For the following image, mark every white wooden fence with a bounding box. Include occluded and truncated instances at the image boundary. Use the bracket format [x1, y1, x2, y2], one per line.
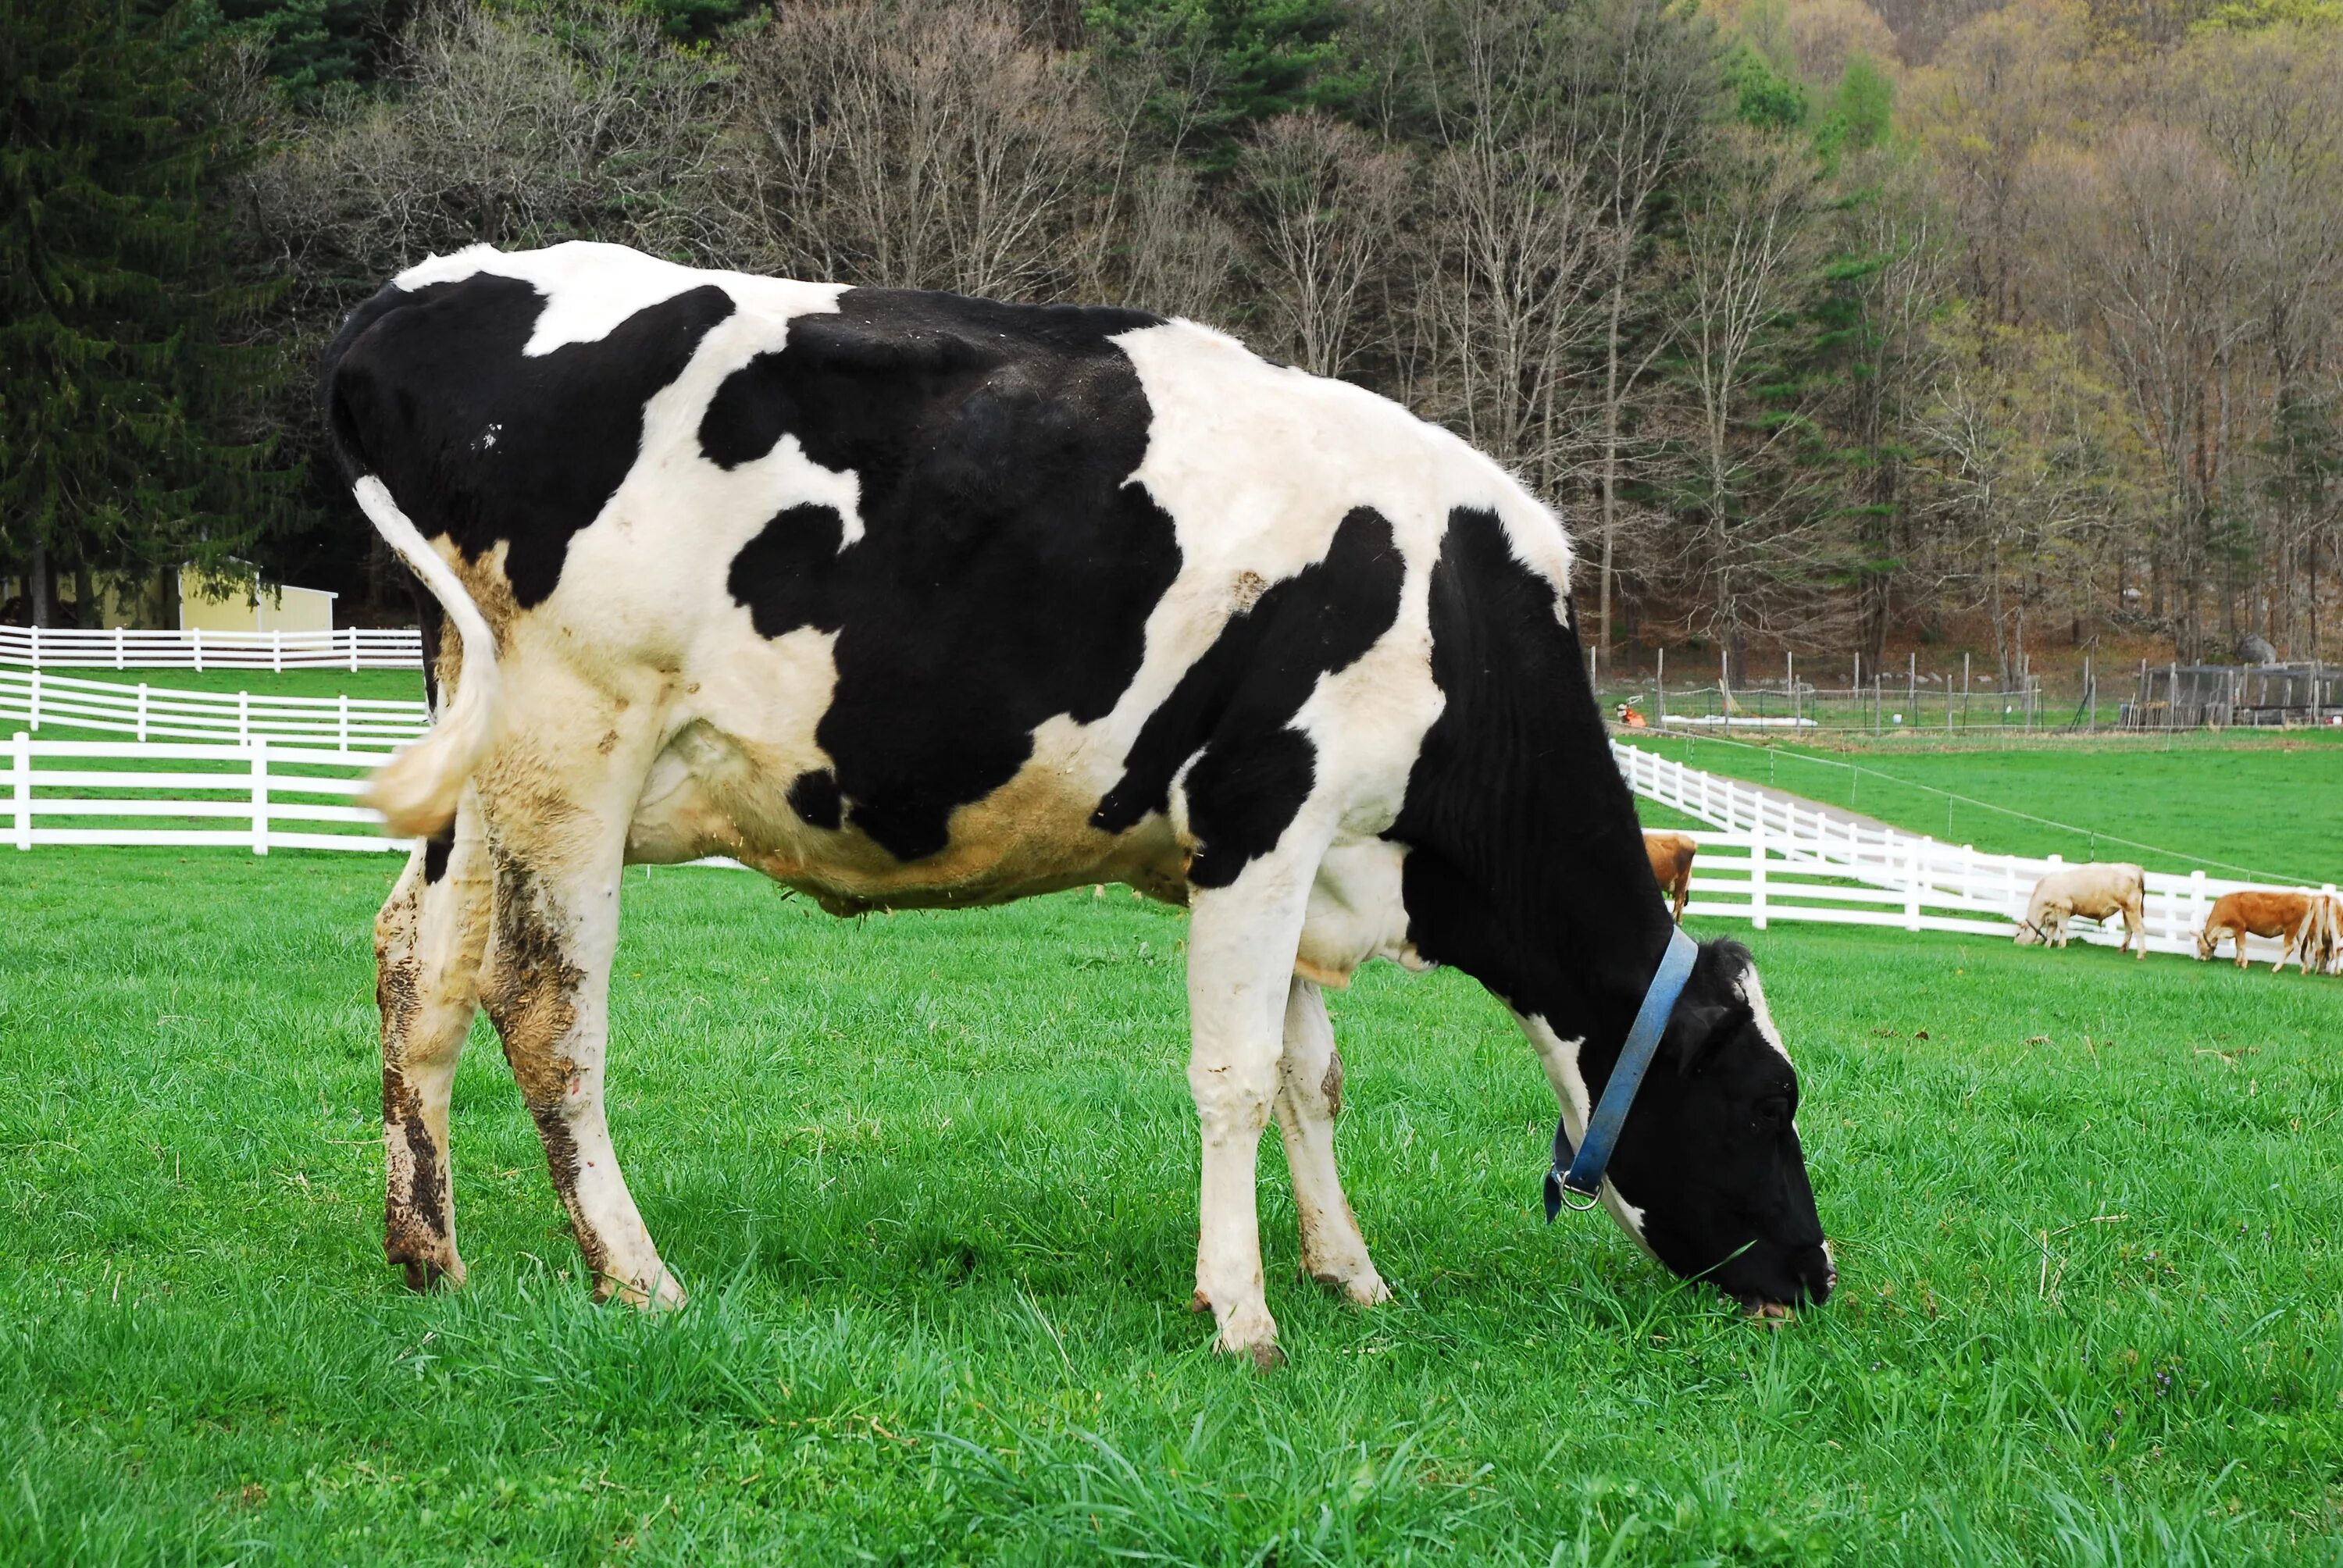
[2, 670, 429, 748]
[5, 734, 402, 854]
[1, 625, 423, 671]
[3, 722, 2331, 968]
[1614, 740, 2338, 965]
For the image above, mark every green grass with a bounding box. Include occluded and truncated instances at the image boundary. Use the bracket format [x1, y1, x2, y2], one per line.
[1628, 732, 2343, 887]
[4, 850, 2340, 1563]
[19, 665, 428, 704]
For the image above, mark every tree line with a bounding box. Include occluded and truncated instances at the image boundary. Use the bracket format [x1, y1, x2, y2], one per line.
[6, 0, 2341, 681]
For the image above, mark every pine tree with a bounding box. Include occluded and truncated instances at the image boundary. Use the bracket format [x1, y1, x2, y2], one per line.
[1, 0, 297, 625]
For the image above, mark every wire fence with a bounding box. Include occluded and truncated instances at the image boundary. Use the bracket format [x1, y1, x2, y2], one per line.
[1592, 650, 2342, 737]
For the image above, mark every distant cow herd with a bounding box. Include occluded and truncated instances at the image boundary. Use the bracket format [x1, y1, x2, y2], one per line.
[1642, 838, 2340, 975]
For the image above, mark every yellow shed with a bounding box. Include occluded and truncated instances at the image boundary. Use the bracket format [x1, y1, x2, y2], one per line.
[177, 568, 338, 634]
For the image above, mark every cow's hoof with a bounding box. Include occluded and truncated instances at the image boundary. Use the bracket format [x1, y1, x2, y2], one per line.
[1742, 1300, 1796, 1324]
[595, 1266, 688, 1310]
[1212, 1303, 1282, 1368]
[390, 1244, 465, 1292]
[1306, 1263, 1390, 1306]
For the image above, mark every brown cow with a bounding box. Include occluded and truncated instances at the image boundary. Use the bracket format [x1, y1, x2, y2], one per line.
[2195, 890, 2327, 973]
[1645, 830, 1698, 924]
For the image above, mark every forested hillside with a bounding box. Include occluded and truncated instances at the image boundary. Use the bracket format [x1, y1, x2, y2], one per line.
[5, 0, 2339, 683]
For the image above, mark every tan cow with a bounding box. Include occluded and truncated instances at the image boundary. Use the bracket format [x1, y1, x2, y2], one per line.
[2198, 890, 2328, 973]
[2310, 896, 2343, 976]
[1644, 831, 1697, 923]
[2014, 863, 2148, 958]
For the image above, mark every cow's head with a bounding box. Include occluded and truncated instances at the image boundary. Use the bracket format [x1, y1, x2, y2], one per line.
[1588, 940, 1834, 1316]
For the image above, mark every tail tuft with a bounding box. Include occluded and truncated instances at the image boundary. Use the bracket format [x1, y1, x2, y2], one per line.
[351, 476, 502, 838]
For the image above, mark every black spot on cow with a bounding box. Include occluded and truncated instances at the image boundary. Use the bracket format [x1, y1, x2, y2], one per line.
[422, 831, 455, 885]
[786, 768, 843, 830]
[323, 275, 736, 608]
[717, 289, 1182, 864]
[1093, 507, 1406, 887]
[727, 504, 847, 636]
[1386, 506, 1667, 1021]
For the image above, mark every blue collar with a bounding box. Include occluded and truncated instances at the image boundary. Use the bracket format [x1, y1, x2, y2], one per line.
[1544, 925, 1701, 1221]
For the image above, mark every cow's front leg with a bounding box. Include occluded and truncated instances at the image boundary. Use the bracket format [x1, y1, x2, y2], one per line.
[1275, 978, 1387, 1306]
[477, 782, 681, 1309]
[1184, 844, 1322, 1367]
[377, 811, 490, 1289]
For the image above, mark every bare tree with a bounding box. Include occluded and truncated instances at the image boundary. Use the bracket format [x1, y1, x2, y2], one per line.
[1413, 0, 1608, 501]
[2035, 122, 2249, 657]
[1653, 127, 1834, 673]
[711, 0, 1106, 300]
[1558, 0, 1717, 668]
[1233, 112, 1409, 378]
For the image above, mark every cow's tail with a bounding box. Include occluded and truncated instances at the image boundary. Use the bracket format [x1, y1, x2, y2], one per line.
[351, 475, 501, 839]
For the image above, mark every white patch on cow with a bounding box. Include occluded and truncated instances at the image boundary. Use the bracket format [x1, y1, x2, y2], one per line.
[1516, 1013, 1656, 1260]
[1735, 965, 1792, 1066]
[395, 241, 847, 359]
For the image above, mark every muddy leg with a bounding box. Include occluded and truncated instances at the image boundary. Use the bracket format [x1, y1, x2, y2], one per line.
[1274, 978, 1387, 1306]
[378, 812, 490, 1289]
[480, 834, 681, 1308]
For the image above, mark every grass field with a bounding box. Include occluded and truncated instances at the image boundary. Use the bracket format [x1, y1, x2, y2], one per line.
[1625, 732, 2343, 887]
[4, 850, 2339, 1564]
[19, 664, 427, 704]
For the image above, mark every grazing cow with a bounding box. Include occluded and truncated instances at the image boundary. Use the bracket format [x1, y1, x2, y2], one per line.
[2196, 890, 2327, 973]
[325, 242, 1832, 1363]
[2308, 896, 2343, 976]
[2013, 863, 2148, 959]
[1643, 831, 1698, 924]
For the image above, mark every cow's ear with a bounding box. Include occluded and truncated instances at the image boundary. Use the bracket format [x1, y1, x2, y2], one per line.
[1664, 995, 1753, 1074]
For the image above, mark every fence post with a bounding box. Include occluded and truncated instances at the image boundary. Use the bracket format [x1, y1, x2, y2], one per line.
[1656, 647, 1666, 727]
[348, 629, 359, 674]
[237, 690, 250, 744]
[1750, 813, 1768, 930]
[251, 738, 270, 856]
[1905, 840, 1921, 931]
[136, 682, 148, 743]
[11, 730, 28, 851]
[2189, 871, 2206, 949]
[27, 668, 40, 733]
[273, 629, 284, 674]
[192, 627, 203, 672]
[114, 626, 125, 669]
[337, 693, 351, 751]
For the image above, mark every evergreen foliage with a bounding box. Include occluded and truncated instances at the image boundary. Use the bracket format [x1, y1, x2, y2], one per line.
[1, 0, 298, 620]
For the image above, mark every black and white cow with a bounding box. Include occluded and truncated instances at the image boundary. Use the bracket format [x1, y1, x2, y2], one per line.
[324, 242, 1832, 1363]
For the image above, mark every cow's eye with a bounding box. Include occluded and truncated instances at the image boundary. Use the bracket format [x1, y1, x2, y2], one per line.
[1754, 1095, 1792, 1128]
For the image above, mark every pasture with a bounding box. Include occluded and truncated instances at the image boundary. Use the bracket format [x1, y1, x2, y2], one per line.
[1624, 732, 2343, 888]
[3, 849, 2338, 1564]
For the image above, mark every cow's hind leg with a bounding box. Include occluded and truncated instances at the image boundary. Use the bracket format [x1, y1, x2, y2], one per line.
[378, 814, 490, 1289]
[1274, 978, 1387, 1306]
[479, 825, 683, 1308]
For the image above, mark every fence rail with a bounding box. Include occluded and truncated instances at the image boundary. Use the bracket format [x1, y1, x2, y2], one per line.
[1614, 740, 2338, 964]
[6, 724, 2333, 968]
[5, 734, 403, 854]
[0, 625, 423, 671]
[2, 669, 430, 747]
